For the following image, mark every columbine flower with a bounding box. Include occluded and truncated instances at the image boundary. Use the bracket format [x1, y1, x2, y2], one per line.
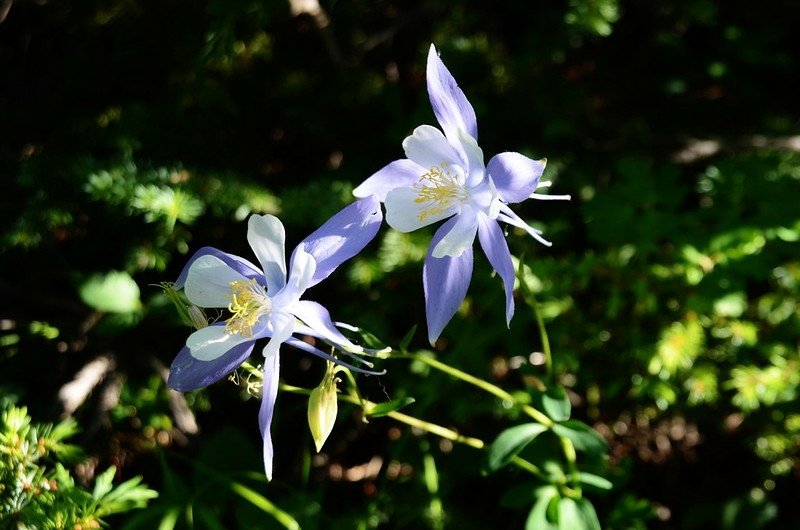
[353, 44, 569, 344]
[167, 197, 384, 480]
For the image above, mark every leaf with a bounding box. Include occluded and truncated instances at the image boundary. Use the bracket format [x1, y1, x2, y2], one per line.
[576, 498, 602, 530]
[157, 508, 180, 530]
[367, 397, 416, 417]
[399, 325, 418, 351]
[526, 486, 559, 530]
[91, 466, 117, 501]
[579, 472, 613, 491]
[542, 385, 572, 422]
[551, 420, 607, 455]
[229, 482, 300, 530]
[487, 423, 548, 472]
[79, 271, 141, 313]
[558, 498, 585, 530]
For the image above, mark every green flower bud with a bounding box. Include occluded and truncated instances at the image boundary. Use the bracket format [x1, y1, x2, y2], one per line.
[187, 305, 209, 330]
[158, 282, 208, 329]
[308, 361, 339, 452]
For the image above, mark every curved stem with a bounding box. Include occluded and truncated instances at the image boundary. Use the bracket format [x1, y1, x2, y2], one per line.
[384, 352, 553, 428]
[279, 383, 550, 483]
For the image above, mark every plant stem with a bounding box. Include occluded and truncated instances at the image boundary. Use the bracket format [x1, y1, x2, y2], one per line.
[384, 352, 554, 428]
[527, 289, 553, 378]
[559, 435, 582, 496]
[278, 383, 550, 482]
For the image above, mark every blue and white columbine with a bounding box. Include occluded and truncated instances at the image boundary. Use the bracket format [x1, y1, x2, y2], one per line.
[354, 44, 569, 344]
[167, 197, 383, 480]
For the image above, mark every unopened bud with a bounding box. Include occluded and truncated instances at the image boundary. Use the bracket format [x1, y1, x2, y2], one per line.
[158, 282, 208, 329]
[187, 305, 208, 330]
[307, 361, 339, 452]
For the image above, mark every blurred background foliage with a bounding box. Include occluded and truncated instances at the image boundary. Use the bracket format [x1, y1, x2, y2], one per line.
[1, 0, 799, 527]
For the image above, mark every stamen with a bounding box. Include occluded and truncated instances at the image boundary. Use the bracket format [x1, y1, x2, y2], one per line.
[226, 279, 270, 337]
[415, 163, 467, 221]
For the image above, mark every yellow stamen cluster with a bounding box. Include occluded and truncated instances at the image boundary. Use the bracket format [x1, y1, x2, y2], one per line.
[226, 279, 270, 337]
[415, 163, 467, 221]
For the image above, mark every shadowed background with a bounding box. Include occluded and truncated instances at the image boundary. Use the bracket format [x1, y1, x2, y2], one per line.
[1, 0, 799, 528]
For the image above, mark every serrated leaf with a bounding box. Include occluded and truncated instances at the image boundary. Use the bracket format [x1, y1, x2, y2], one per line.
[552, 420, 607, 455]
[542, 385, 572, 421]
[367, 397, 416, 417]
[79, 271, 141, 313]
[487, 423, 548, 472]
[92, 466, 117, 500]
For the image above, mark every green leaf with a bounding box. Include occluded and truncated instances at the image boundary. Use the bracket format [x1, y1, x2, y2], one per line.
[526, 486, 559, 530]
[542, 385, 572, 422]
[366, 397, 416, 417]
[551, 420, 607, 455]
[576, 498, 602, 530]
[558, 498, 585, 530]
[79, 271, 141, 313]
[487, 423, 549, 472]
[399, 325, 417, 352]
[229, 482, 300, 530]
[579, 472, 613, 491]
[91, 466, 117, 501]
[157, 508, 180, 530]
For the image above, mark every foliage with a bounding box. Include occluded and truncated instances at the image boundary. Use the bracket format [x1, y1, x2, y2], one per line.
[0, 405, 157, 528]
[1, 0, 799, 528]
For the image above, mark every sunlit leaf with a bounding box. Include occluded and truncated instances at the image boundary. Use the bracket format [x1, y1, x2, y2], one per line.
[487, 423, 549, 472]
[79, 271, 141, 313]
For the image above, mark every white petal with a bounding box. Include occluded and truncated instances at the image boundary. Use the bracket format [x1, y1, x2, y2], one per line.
[262, 312, 296, 360]
[456, 129, 485, 187]
[186, 325, 252, 361]
[497, 204, 553, 247]
[402, 125, 464, 170]
[469, 178, 500, 219]
[273, 248, 317, 308]
[291, 300, 359, 351]
[352, 159, 425, 201]
[431, 206, 479, 258]
[385, 187, 459, 232]
[247, 215, 287, 295]
[185, 255, 249, 308]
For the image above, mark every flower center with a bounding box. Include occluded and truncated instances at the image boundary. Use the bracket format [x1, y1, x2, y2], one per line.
[226, 279, 271, 337]
[414, 163, 468, 221]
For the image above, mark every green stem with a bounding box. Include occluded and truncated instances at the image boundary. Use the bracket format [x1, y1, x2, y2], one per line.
[527, 289, 553, 378]
[279, 383, 549, 482]
[559, 435, 582, 496]
[385, 352, 553, 428]
[341, 367, 367, 413]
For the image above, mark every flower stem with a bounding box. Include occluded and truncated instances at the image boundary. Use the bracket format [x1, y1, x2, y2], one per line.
[278, 383, 550, 482]
[516, 258, 553, 378]
[527, 289, 553, 378]
[559, 435, 582, 496]
[384, 352, 553, 428]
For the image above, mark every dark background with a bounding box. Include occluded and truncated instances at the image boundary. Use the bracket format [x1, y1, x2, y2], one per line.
[1, 0, 799, 528]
